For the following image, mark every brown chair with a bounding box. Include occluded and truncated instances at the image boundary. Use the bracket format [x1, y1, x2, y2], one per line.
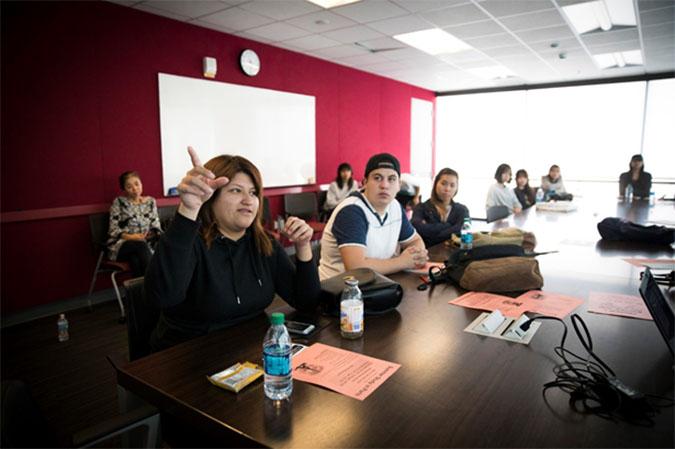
[86, 213, 131, 322]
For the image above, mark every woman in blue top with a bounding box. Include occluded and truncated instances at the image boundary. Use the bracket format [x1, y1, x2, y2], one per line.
[411, 168, 470, 247]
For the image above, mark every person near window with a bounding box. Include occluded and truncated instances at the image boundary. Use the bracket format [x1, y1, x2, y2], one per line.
[619, 154, 652, 199]
[486, 163, 522, 214]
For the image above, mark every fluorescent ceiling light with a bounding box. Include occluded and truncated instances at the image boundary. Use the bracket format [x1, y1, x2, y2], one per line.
[306, 0, 361, 8]
[393, 28, 472, 55]
[593, 50, 642, 69]
[467, 66, 516, 80]
[562, 0, 636, 34]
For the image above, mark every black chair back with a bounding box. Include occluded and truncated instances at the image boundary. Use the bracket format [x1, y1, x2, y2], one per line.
[88, 213, 110, 252]
[486, 206, 511, 223]
[262, 196, 272, 227]
[123, 277, 159, 361]
[158, 204, 178, 230]
[284, 192, 318, 221]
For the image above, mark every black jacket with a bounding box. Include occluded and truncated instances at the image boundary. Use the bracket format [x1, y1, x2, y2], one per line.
[619, 171, 652, 198]
[411, 199, 470, 247]
[145, 213, 320, 350]
[514, 186, 535, 210]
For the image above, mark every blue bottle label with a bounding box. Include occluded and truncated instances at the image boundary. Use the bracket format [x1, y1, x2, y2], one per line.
[263, 346, 291, 376]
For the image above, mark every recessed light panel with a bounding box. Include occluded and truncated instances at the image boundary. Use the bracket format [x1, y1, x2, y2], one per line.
[394, 28, 472, 55]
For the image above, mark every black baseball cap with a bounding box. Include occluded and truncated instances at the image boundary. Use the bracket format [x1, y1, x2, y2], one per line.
[364, 153, 401, 178]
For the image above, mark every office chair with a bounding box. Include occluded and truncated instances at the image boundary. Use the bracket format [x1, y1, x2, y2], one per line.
[157, 204, 177, 231]
[283, 192, 325, 235]
[86, 213, 131, 323]
[123, 277, 159, 361]
[317, 190, 330, 222]
[1, 380, 159, 448]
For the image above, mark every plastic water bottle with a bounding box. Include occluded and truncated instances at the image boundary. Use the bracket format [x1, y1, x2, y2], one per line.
[263, 312, 292, 400]
[340, 277, 364, 339]
[57, 314, 69, 342]
[649, 191, 655, 206]
[535, 188, 544, 203]
[625, 184, 633, 202]
[460, 217, 473, 250]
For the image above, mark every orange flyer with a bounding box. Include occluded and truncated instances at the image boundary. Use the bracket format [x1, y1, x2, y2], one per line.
[291, 343, 400, 401]
[449, 290, 583, 319]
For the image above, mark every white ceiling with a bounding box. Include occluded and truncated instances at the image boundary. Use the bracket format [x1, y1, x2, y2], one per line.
[109, 0, 675, 92]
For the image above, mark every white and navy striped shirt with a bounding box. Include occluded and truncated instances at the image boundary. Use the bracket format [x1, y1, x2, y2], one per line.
[318, 192, 417, 280]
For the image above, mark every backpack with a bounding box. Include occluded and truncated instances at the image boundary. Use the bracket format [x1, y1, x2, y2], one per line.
[430, 245, 544, 293]
[597, 217, 674, 245]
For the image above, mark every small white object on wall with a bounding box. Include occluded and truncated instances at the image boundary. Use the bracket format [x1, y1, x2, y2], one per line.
[203, 57, 217, 79]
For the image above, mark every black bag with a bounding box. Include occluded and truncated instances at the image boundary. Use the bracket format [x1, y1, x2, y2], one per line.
[320, 268, 403, 316]
[597, 217, 674, 245]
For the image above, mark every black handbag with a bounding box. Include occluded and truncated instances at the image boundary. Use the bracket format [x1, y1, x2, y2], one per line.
[320, 268, 403, 316]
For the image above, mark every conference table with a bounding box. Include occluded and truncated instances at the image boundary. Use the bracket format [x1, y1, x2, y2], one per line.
[116, 199, 674, 447]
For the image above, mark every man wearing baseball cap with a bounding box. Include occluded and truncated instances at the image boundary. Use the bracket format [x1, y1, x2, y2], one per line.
[319, 153, 428, 280]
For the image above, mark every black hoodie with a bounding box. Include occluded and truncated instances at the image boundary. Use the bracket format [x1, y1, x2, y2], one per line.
[146, 213, 320, 351]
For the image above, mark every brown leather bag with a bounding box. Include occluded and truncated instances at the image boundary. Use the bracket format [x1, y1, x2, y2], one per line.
[459, 256, 543, 292]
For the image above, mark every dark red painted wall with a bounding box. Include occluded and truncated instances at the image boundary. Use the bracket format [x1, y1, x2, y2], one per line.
[0, 1, 434, 314]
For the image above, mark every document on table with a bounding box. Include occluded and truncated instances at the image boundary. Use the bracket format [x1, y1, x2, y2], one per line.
[587, 292, 652, 321]
[622, 258, 675, 270]
[449, 290, 583, 319]
[448, 291, 528, 318]
[291, 343, 400, 401]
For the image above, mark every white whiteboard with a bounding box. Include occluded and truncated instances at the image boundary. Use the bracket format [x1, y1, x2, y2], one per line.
[158, 73, 316, 194]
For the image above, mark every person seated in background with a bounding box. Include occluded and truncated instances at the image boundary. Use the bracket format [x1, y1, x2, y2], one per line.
[486, 163, 522, 214]
[619, 154, 652, 199]
[319, 153, 428, 280]
[107, 171, 162, 277]
[324, 162, 359, 213]
[514, 169, 536, 210]
[145, 147, 320, 351]
[540, 164, 569, 200]
[396, 173, 422, 218]
[411, 168, 469, 247]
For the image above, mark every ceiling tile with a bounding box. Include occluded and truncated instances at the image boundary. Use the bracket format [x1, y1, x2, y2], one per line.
[361, 60, 411, 71]
[245, 22, 310, 41]
[527, 38, 580, 53]
[452, 58, 503, 69]
[498, 9, 566, 32]
[331, 0, 409, 23]
[366, 14, 433, 35]
[200, 7, 275, 31]
[338, 52, 392, 65]
[437, 49, 489, 63]
[235, 31, 274, 44]
[420, 3, 490, 27]
[310, 44, 369, 59]
[358, 36, 405, 50]
[515, 25, 576, 43]
[463, 33, 522, 49]
[238, 0, 322, 20]
[282, 34, 342, 51]
[641, 21, 675, 40]
[482, 45, 536, 58]
[378, 47, 430, 61]
[321, 25, 385, 43]
[189, 19, 235, 34]
[476, 0, 554, 18]
[444, 20, 506, 39]
[580, 28, 639, 46]
[643, 35, 675, 49]
[141, 1, 229, 19]
[637, 0, 675, 12]
[639, 5, 675, 26]
[134, 3, 190, 21]
[285, 10, 358, 33]
[392, 0, 469, 13]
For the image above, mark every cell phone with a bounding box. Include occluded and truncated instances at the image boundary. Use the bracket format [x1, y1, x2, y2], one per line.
[285, 320, 315, 336]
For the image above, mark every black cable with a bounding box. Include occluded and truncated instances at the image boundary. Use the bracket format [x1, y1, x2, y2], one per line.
[520, 313, 674, 426]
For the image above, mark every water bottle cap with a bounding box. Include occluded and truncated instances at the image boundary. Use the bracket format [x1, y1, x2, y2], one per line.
[270, 312, 285, 325]
[343, 276, 359, 286]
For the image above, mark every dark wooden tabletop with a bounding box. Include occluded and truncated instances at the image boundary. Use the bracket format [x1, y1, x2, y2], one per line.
[117, 200, 674, 448]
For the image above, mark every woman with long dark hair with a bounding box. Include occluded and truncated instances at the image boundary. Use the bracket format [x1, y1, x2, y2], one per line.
[514, 169, 536, 210]
[619, 154, 652, 199]
[411, 168, 469, 247]
[324, 162, 359, 211]
[145, 147, 320, 351]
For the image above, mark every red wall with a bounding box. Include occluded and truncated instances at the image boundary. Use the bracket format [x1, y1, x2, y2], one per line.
[0, 1, 435, 314]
